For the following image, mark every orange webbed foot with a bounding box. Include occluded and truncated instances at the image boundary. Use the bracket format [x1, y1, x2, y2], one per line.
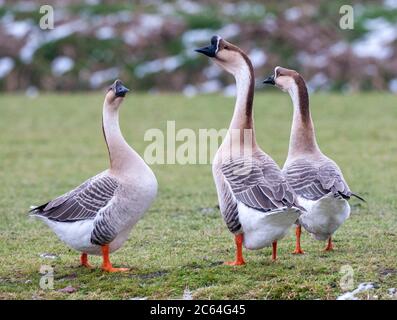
[102, 265, 129, 273]
[292, 248, 305, 255]
[224, 259, 246, 266]
[100, 245, 129, 273]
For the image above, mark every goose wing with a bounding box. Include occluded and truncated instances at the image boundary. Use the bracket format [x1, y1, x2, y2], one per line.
[283, 158, 351, 201]
[30, 173, 119, 222]
[221, 153, 298, 212]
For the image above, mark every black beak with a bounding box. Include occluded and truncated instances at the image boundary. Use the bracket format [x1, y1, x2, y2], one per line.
[195, 45, 217, 58]
[195, 35, 220, 58]
[263, 75, 275, 85]
[112, 80, 130, 97]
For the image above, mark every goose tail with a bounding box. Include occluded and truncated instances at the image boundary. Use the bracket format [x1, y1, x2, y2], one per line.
[351, 193, 366, 203]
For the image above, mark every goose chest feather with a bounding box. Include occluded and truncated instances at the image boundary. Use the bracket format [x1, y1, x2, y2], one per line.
[196, 37, 303, 265]
[264, 66, 364, 253]
[30, 80, 157, 272]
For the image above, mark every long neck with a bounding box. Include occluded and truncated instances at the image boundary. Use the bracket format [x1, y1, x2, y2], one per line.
[225, 58, 256, 151]
[102, 103, 136, 172]
[287, 79, 319, 158]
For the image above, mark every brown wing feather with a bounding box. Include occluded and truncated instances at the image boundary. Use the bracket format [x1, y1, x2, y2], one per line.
[221, 152, 298, 212]
[284, 158, 351, 201]
[30, 173, 119, 222]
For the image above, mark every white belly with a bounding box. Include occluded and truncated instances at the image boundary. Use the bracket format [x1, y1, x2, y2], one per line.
[298, 194, 350, 240]
[38, 217, 136, 255]
[238, 202, 301, 250]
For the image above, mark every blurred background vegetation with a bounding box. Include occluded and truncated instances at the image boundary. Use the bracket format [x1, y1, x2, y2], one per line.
[0, 0, 396, 94]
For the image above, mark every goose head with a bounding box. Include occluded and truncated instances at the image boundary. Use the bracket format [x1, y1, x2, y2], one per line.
[195, 36, 251, 76]
[105, 79, 130, 108]
[263, 66, 303, 92]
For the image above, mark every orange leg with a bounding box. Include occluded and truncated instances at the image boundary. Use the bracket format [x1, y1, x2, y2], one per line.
[101, 245, 129, 272]
[292, 225, 305, 254]
[80, 253, 93, 269]
[324, 237, 334, 251]
[224, 234, 246, 266]
[272, 241, 277, 261]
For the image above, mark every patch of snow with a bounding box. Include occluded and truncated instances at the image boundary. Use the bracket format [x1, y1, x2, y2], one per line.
[177, 0, 203, 14]
[51, 56, 74, 76]
[337, 282, 375, 300]
[5, 20, 33, 39]
[329, 41, 349, 56]
[262, 16, 278, 33]
[182, 29, 213, 48]
[297, 52, 328, 68]
[384, 0, 397, 9]
[352, 18, 397, 60]
[249, 49, 267, 68]
[123, 31, 140, 46]
[135, 55, 184, 78]
[389, 78, 397, 93]
[218, 24, 240, 39]
[222, 3, 265, 17]
[129, 296, 148, 300]
[89, 67, 119, 88]
[139, 14, 164, 33]
[19, 20, 88, 63]
[0, 57, 15, 79]
[86, 0, 100, 5]
[157, 3, 175, 15]
[307, 73, 329, 92]
[284, 7, 302, 21]
[183, 287, 193, 300]
[39, 253, 58, 259]
[96, 26, 115, 40]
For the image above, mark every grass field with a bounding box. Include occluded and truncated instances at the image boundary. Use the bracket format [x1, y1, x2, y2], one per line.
[0, 92, 396, 300]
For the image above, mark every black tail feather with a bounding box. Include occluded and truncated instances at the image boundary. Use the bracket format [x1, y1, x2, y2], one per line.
[351, 193, 366, 203]
[28, 202, 49, 214]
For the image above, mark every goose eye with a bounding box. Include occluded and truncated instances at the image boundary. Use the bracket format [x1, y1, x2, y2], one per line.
[224, 45, 229, 50]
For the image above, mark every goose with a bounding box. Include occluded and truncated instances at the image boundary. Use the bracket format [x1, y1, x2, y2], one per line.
[195, 37, 303, 265]
[263, 66, 364, 253]
[30, 80, 158, 272]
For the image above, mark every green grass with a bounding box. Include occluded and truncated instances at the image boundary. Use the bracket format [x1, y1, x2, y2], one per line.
[0, 93, 396, 300]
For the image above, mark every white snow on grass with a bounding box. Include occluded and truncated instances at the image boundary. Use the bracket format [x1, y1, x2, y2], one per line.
[135, 55, 184, 78]
[182, 287, 193, 300]
[337, 282, 375, 300]
[89, 67, 119, 88]
[51, 56, 74, 76]
[249, 48, 267, 68]
[384, 0, 397, 9]
[0, 57, 15, 78]
[284, 7, 302, 21]
[352, 18, 397, 60]
[95, 26, 115, 40]
[5, 20, 33, 39]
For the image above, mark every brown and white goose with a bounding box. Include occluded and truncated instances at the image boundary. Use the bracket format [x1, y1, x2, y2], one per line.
[30, 80, 158, 272]
[196, 37, 302, 265]
[263, 66, 364, 252]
